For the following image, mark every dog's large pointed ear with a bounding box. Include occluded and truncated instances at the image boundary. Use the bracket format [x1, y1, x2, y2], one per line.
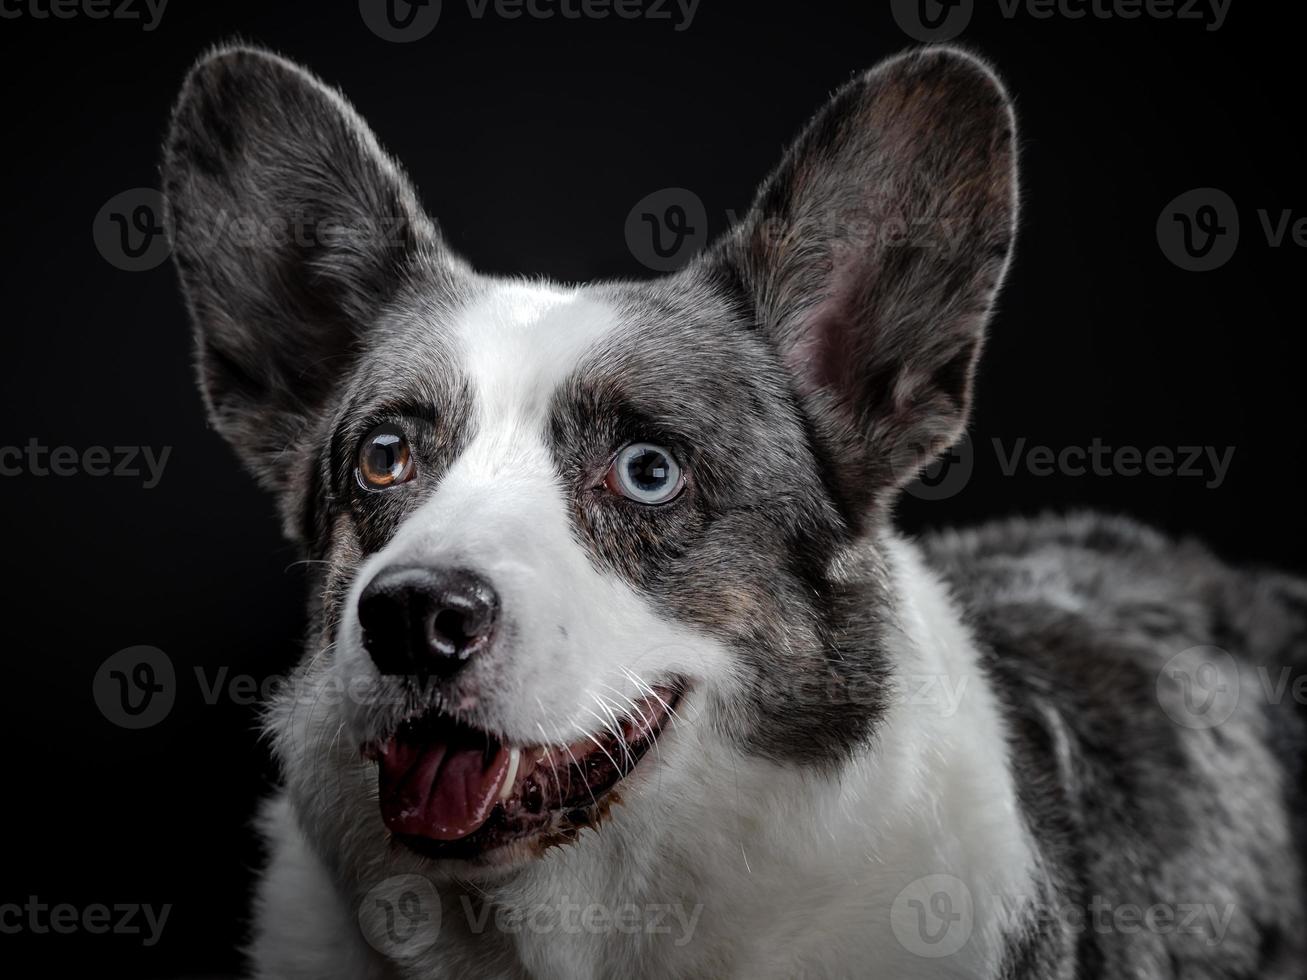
[707, 47, 1017, 522]
[162, 45, 466, 497]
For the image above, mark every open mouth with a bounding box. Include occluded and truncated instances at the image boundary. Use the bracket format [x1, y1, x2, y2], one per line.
[367, 682, 684, 861]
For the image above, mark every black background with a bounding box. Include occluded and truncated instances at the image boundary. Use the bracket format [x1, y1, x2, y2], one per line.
[1, 0, 1304, 975]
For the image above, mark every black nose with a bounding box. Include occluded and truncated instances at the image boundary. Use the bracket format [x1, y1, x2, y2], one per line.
[357, 566, 499, 676]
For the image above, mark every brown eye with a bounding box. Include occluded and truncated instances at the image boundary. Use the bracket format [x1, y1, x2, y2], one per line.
[356, 423, 415, 491]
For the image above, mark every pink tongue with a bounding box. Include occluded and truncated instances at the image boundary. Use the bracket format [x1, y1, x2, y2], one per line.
[377, 731, 511, 841]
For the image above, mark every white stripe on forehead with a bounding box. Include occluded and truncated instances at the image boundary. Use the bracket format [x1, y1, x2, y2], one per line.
[453, 281, 619, 432]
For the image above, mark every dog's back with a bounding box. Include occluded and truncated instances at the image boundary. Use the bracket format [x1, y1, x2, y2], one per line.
[923, 512, 1307, 977]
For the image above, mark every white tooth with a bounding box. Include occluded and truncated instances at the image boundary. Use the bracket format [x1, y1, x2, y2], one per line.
[499, 748, 521, 801]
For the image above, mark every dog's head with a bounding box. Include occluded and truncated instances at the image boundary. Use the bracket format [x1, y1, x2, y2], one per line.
[164, 44, 1016, 870]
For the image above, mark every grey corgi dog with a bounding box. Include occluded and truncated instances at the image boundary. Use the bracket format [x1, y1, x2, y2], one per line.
[163, 42, 1306, 979]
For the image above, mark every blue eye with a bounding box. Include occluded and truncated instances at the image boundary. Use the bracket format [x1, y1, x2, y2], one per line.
[606, 443, 684, 505]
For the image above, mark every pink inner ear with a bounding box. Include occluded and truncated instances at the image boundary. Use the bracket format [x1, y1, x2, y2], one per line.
[782, 254, 869, 402]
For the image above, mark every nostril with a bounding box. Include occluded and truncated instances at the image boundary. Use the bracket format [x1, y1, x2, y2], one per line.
[428, 583, 497, 659]
[430, 608, 472, 656]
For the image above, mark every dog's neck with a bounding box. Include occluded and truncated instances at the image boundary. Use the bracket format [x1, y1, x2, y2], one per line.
[423, 532, 1039, 979]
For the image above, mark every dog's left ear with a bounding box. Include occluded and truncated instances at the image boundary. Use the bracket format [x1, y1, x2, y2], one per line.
[708, 47, 1017, 521]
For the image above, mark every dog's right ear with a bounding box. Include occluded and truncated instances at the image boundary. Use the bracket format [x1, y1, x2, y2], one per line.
[163, 45, 465, 496]
[704, 47, 1017, 527]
